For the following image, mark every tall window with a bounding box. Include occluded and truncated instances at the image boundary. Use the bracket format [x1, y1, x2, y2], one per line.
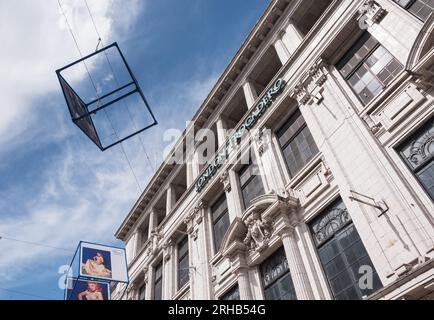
[398, 119, 434, 200]
[277, 109, 319, 177]
[393, 0, 434, 21]
[220, 284, 240, 300]
[337, 32, 403, 105]
[153, 262, 163, 300]
[310, 199, 382, 300]
[239, 160, 265, 209]
[177, 236, 190, 289]
[138, 284, 146, 300]
[260, 247, 297, 300]
[211, 194, 231, 253]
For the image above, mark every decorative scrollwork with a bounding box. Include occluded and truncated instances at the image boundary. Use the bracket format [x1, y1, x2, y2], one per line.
[243, 212, 273, 253]
[406, 126, 434, 169]
[311, 206, 351, 246]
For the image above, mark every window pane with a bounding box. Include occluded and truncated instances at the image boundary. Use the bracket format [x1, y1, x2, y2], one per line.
[211, 194, 228, 222]
[178, 236, 190, 289]
[398, 118, 434, 200]
[310, 199, 382, 300]
[220, 285, 240, 300]
[138, 285, 146, 300]
[154, 279, 162, 300]
[241, 174, 265, 208]
[213, 210, 230, 252]
[337, 32, 403, 105]
[409, 0, 434, 21]
[417, 162, 434, 199]
[261, 247, 297, 300]
[239, 161, 265, 208]
[278, 111, 319, 177]
[154, 262, 163, 300]
[178, 255, 190, 289]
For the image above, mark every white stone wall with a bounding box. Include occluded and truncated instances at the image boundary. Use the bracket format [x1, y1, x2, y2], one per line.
[113, 0, 434, 300]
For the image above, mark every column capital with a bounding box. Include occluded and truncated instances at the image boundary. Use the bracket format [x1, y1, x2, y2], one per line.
[290, 61, 329, 105]
[219, 170, 231, 192]
[358, 0, 387, 28]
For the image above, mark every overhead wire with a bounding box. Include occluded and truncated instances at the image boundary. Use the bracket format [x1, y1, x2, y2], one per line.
[0, 287, 57, 300]
[57, 0, 144, 192]
[83, 0, 157, 174]
[0, 235, 73, 252]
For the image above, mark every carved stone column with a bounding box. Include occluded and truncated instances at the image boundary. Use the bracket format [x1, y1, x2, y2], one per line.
[254, 127, 287, 195]
[229, 253, 253, 300]
[162, 239, 175, 299]
[220, 170, 244, 221]
[184, 200, 212, 299]
[279, 224, 315, 300]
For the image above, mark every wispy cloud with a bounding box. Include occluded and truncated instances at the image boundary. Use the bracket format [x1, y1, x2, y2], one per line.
[0, 0, 142, 151]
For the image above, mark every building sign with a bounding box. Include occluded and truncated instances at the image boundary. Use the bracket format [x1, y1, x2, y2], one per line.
[79, 242, 129, 283]
[195, 78, 286, 193]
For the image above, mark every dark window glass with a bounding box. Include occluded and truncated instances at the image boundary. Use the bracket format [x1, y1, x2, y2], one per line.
[178, 236, 190, 289]
[337, 32, 403, 105]
[154, 262, 163, 300]
[211, 194, 231, 252]
[394, 0, 434, 21]
[398, 119, 434, 200]
[277, 109, 319, 177]
[310, 199, 382, 300]
[220, 285, 240, 300]
[138, 284, 146, 300]
[260, 247, 297, 300]
[239, 161, 265, 209]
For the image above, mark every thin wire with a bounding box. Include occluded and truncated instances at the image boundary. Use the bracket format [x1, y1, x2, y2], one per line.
[83, 0, 156, 173]
[0, 287, 57, 300]
[58, 0, 144, 192]
[0, 235, 73, 252]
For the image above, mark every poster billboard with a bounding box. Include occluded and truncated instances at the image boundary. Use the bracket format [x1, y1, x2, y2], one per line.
[65, 278, 111, 301]
[79, 242, 128, 283]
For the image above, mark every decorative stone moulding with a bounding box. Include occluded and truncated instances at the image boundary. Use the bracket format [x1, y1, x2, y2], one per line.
[291, 61, 328, 106]
[358, 0, 387, 27]
[243, 211, 273, 253]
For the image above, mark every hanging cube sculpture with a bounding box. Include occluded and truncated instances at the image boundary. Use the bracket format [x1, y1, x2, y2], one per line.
[56, 42, 157, 151]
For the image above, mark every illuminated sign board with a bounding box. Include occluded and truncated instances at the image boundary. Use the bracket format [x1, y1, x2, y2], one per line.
[195, 78, 286, 193]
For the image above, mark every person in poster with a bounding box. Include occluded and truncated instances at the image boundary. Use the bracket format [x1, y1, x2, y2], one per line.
[82, 249, 112, 279]
[78, 281, 104, 300]
[66, 279, 110, 300]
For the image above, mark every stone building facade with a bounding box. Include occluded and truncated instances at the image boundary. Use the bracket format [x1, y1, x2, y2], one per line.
[113, 0, 434, 300]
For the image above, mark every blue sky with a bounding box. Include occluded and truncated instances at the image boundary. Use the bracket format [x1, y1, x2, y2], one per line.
[0, 0, 269, 300]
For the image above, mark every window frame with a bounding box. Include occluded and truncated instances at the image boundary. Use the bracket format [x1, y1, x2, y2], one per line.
[337, 32, 403, 106]
[276, 109, 319, 178]
[309, 198, 383, 300]
[392, 0, 434, 22]
[219, 284, 240, 300]
[210, 193, 231, 254]
[177, 235, 190, 290]
[153, 261, 163, 300]
[238, 160, 265, 210]
[260, 246, 297, 300]
[397, 118, 434, 201]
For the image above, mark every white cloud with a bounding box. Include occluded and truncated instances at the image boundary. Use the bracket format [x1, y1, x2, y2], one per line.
[0, 0, 223, 298]
[0, 0, 143, 149]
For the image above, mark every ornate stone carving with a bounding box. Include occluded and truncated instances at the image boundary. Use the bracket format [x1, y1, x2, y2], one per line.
[142, 266, 149, 283]
[163, 239, 174, 261]
[243, 212, 273, 253]
[358, 0, 387, 26]
[309, 62, 328, 88]
[363, 114, 383, 135]
[292, 82, 311, 105]
[254, 127, 272, 156]
[219, 170, 231, 192]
